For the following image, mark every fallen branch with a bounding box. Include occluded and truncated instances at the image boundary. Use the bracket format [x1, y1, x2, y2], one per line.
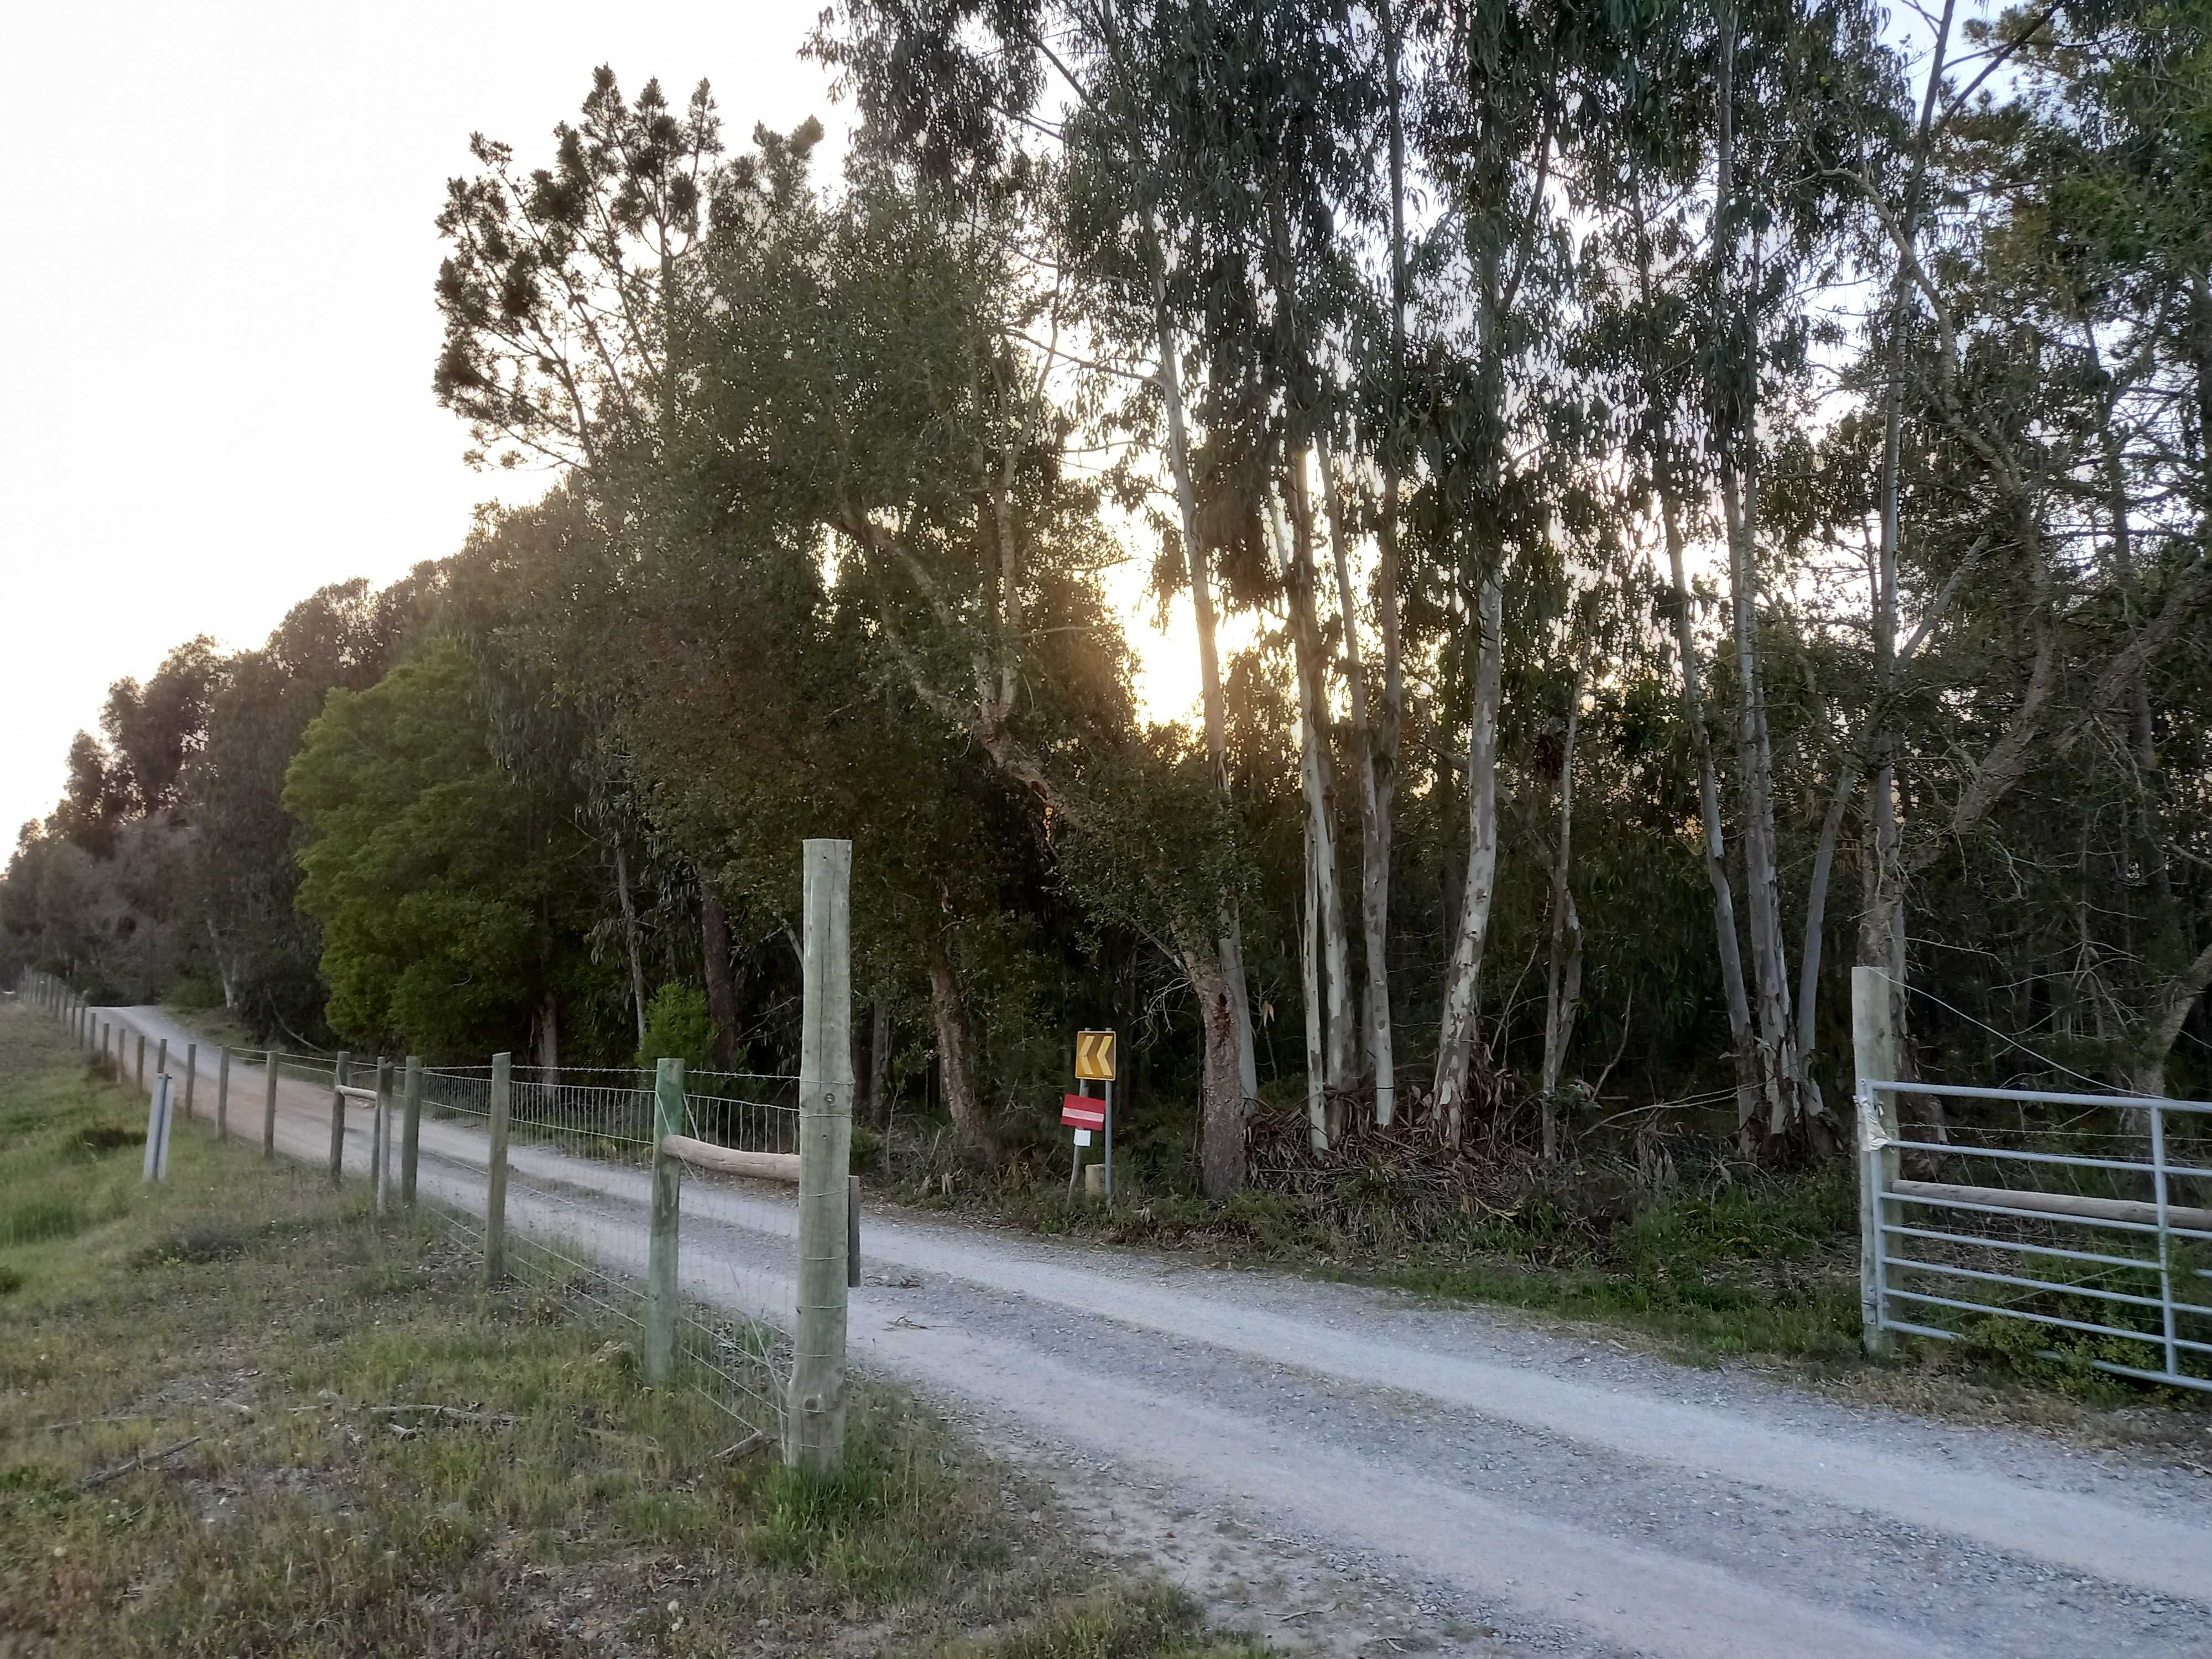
[716, 1430, 772, 1463]
[44, 1413, 150, 1433]
[82, 1436, 201, 1490]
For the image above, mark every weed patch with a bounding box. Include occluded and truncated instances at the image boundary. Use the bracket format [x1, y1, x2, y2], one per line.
[0, 1197, 89, 1248]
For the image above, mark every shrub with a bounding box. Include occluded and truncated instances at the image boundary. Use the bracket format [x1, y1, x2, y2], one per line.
[637, 983, 716, 1072]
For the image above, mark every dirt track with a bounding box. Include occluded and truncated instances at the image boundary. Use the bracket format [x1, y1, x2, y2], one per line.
[98, 1005, 2212, 1658]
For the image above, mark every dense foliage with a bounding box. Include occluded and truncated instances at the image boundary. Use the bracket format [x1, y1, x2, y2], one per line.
[8, 2, 2209, 1195]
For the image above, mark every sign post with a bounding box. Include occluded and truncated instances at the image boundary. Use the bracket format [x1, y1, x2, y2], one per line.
[1073, 1030, 1118, 1202]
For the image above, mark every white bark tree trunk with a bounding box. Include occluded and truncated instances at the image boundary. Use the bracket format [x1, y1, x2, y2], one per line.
[1281, 461, 1356, 1104]
[1316, 431, 1396, 1127]
[1302, 829, 1327, 1150]
[1660, 486, 1760, 1131]
[1540, 656, 1585, 1156]
[1433, 573, 1504, 1142]
[1151, 222, 1259, 1105]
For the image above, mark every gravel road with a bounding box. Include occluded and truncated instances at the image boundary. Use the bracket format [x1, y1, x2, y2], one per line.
[97, 1006, 2212, 1658]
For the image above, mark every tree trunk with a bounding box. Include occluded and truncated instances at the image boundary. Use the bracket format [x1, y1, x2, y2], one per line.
[1856, 0, 1955, 1118]
[1540, 656, 1585, 1156]
[615, 839, 648, 1050]
[1714, 20, 1803, 1144]
[1316, 431, 1396, 1126]
[1150, 221, 1259, 1104]
[1186, 936, 1248, 1197]
[1659, 479, 1760, 1130]
[699, 889, 740, 1071]
[859, 999, 892, 1129]
[532, 990, 560, 1072]
[1280, 463, 1355, 1102]
[925, 937, 990, 1154]
[1301, 830, 1327, 1150]
[2131, 939, 2212, 1099]
[1374, 0, 1409, 1131]
[1433, 573, 1504, 1142]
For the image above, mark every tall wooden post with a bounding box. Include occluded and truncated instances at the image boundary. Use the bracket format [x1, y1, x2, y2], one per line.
[485, 1052, 513, 1285]
[135, 1033, 145, 1090]
[327, 1082, 346, 1187]
[262, 1050, 279, 1160]
[374, 1058, 393, 1218]
[216, 1047, 231, 1141]
[183, 1044, 196, 1118]
[1851, 966, 1901, 1358]
[401, 1057, 423, 1207]
[155, 1038, 167, 1087]
[646, 1057, 684, 1386]
[786, 838, 853, 1474]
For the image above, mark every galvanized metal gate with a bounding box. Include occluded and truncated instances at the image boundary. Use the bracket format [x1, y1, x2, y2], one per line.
[1858, 1076, 2212, 1392]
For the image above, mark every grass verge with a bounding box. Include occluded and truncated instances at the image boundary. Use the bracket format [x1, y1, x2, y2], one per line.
[0, 1007, 1248, 1658]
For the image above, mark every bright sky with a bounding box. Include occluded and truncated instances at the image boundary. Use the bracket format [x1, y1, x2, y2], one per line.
[0, 1, 1202, 844]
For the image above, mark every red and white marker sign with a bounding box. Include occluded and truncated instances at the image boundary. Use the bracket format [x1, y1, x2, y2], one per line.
[1061, 1092, 1105, 1131]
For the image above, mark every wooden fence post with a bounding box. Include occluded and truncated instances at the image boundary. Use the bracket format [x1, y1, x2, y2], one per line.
[155, 1038, 167, 1087]
[327, 1080, 346, 1188]
[374, 1058, 393, 1219]
[181, 1044, 195, 1118]
[401, 1057, 423, 1208]
[1851, 966, 1901, 1359]
[786, 838, 853, 1474]
[216, 1047, 231, 1141]
[135, 1033, 145, 1091]
[262, 1051, 279, 1160]
[646, 1057, 684, 1386]
[485, 1052, 513, 1286]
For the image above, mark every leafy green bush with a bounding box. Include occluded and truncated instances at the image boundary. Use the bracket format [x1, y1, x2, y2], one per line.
[637, 982, 716, 1072]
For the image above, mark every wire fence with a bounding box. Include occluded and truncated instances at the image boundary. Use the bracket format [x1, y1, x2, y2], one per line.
[35, 990, 808, 1443]
[1865, 1079, 2212, 1392]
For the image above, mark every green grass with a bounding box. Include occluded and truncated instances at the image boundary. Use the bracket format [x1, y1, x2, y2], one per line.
[0, 1008, 1246, 1657]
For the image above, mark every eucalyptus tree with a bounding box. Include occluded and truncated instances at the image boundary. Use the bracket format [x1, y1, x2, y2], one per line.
[432, 67, 732, 1049]
[1408, 0, 1611, 1140]
[1861, 0, 2212, 1099]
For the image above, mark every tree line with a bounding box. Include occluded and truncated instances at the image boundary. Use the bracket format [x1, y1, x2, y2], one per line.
[7, 0, 2209, 1195]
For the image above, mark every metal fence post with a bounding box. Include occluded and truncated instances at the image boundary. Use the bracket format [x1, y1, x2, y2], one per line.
[262, 1050, 279, 1160]
[1851, 966, 1900, 1359]
[485, 1052, 513, 1285]
[646, 1057, 684, 1386]
[143, 1074, 174, 1182]
[216, 1047, 231, 1140]
[786, 838, 853, 1474]
[374, 1058, 393, 1219]
[401, 1057, 423, 1207]
[2150, 1103, 2178, 1383]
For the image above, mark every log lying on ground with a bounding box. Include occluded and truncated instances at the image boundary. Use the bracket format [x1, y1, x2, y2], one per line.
[659, 1133, 800, 1185]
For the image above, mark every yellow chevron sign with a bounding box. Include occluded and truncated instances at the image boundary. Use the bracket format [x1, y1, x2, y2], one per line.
[1074, 1029, 1117, 1081]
